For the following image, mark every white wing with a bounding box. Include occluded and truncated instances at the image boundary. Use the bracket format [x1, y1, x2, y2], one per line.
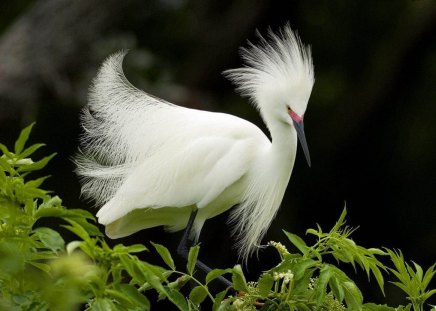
[97, 131, 264, 225]
[76, 51, 269, 225]
[76, 51, 177, 206]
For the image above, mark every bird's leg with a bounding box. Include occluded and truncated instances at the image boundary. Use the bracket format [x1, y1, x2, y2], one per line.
[177, 210, 233, 288]
[176, 209, 198, 258]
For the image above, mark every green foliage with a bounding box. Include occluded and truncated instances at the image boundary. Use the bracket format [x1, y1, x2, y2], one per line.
[0, 124, 434, 310]
[218, 209, 434, 311]
[386, 249, 436, 311]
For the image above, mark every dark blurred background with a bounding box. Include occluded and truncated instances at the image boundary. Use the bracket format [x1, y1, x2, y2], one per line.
[0, 0, 435, 307]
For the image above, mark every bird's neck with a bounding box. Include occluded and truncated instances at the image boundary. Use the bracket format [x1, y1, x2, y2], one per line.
[267, 118, 298, 173]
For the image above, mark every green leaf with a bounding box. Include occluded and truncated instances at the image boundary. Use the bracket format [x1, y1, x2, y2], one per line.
[28, 261, 51, 273]
[232, 265, 248, 292]
[411, 261, 423, 281]
[64, 208, 96, 220]
[90, 297, 116, 311]
[306, 228, 321, 237]
[33, 227, 65, 252]
[127, 244, 148, 253]
[14, 123, 35, 154]
[105, 288, 136, 307]
[0, 143, 14, 158]
[206, 268, 232, 284]
[0, 156, 13, 174]
[422, 264, 436, 290]
[165, 287, 189, 311]
[257, 273, 274, 298]
[331, 206, 348, 234]
[362, 303, 398, 311]
[30, 250, 58, 261]
[24, 176, 50, 189]
[19, 143, 45, 159]
[113, 243, 146, 254]
[315, 265, 333, 305]
[62, 219, 91, 242]
[390, 281, 409, 294]
[0, 165, 6, 181]
[368, 261, 386, 295]
[283, 230, 309, 255]
[35, 205, 68, 218]
[332, 240, 356, 265]
[73, 219, 102, 237]
[387, 248, 409, 280]
[45, 208, 101, 237]
[187, 245, 199, 275]
[189, 286, 208, 305]
[37, 195, 63, 210]
[119, 254, 149, 287]
[294, 303, 312, 311]
[423, 289, 436, 301]
[17, 153, 56, 173]
[292, 258, 318, 281]
[343, 281, 363, 310]
[368, 248, 387, 256]
[152, 242, 175, 270]
[18, 186, 49, 201]
[329, 275, 345, 302]
[135, 260, 167, 293]
[115, 283, 150, 309]
[113, 244, 130, 253]
[212, 289, 229, 311]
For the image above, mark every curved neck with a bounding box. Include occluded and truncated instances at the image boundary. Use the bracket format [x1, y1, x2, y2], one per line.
[265, 116, 298, 172]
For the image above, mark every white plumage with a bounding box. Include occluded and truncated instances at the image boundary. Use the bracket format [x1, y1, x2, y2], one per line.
[76, 24, 314, 260]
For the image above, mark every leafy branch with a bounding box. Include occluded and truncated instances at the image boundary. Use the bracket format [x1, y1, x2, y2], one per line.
[0, 124, 434, 310]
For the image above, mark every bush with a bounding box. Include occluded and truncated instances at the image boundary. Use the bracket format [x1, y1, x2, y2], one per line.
[0, 124, 434, 310]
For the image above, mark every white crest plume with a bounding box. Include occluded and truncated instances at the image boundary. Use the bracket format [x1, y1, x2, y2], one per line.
[76, 24, 314, 262]
[224, 24, 314, 115]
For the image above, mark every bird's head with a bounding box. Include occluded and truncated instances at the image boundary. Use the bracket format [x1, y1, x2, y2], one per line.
[224, 24, 314, 166]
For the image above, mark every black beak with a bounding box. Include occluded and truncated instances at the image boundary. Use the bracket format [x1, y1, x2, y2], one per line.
[292, 119, 311, 167]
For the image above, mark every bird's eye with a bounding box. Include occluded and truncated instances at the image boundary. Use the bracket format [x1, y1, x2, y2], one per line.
[287, 106, 291, 111]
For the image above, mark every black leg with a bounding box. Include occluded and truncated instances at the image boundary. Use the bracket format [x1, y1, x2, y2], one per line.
[176, 209, 198, 258]
[177, 210, 233, 288]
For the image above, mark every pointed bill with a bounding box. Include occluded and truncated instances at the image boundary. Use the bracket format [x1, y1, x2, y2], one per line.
[291, 116, 311, 167]
[293, 120, 311, 167]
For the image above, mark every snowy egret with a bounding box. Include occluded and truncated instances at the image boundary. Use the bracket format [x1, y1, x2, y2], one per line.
[76, 24, 314, 264]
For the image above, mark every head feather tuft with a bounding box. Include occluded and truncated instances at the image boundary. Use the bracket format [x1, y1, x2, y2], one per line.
[223, 24, 314, 112]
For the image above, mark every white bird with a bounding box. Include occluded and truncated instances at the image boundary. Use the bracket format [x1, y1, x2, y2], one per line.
[76, 24, 314, 262]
